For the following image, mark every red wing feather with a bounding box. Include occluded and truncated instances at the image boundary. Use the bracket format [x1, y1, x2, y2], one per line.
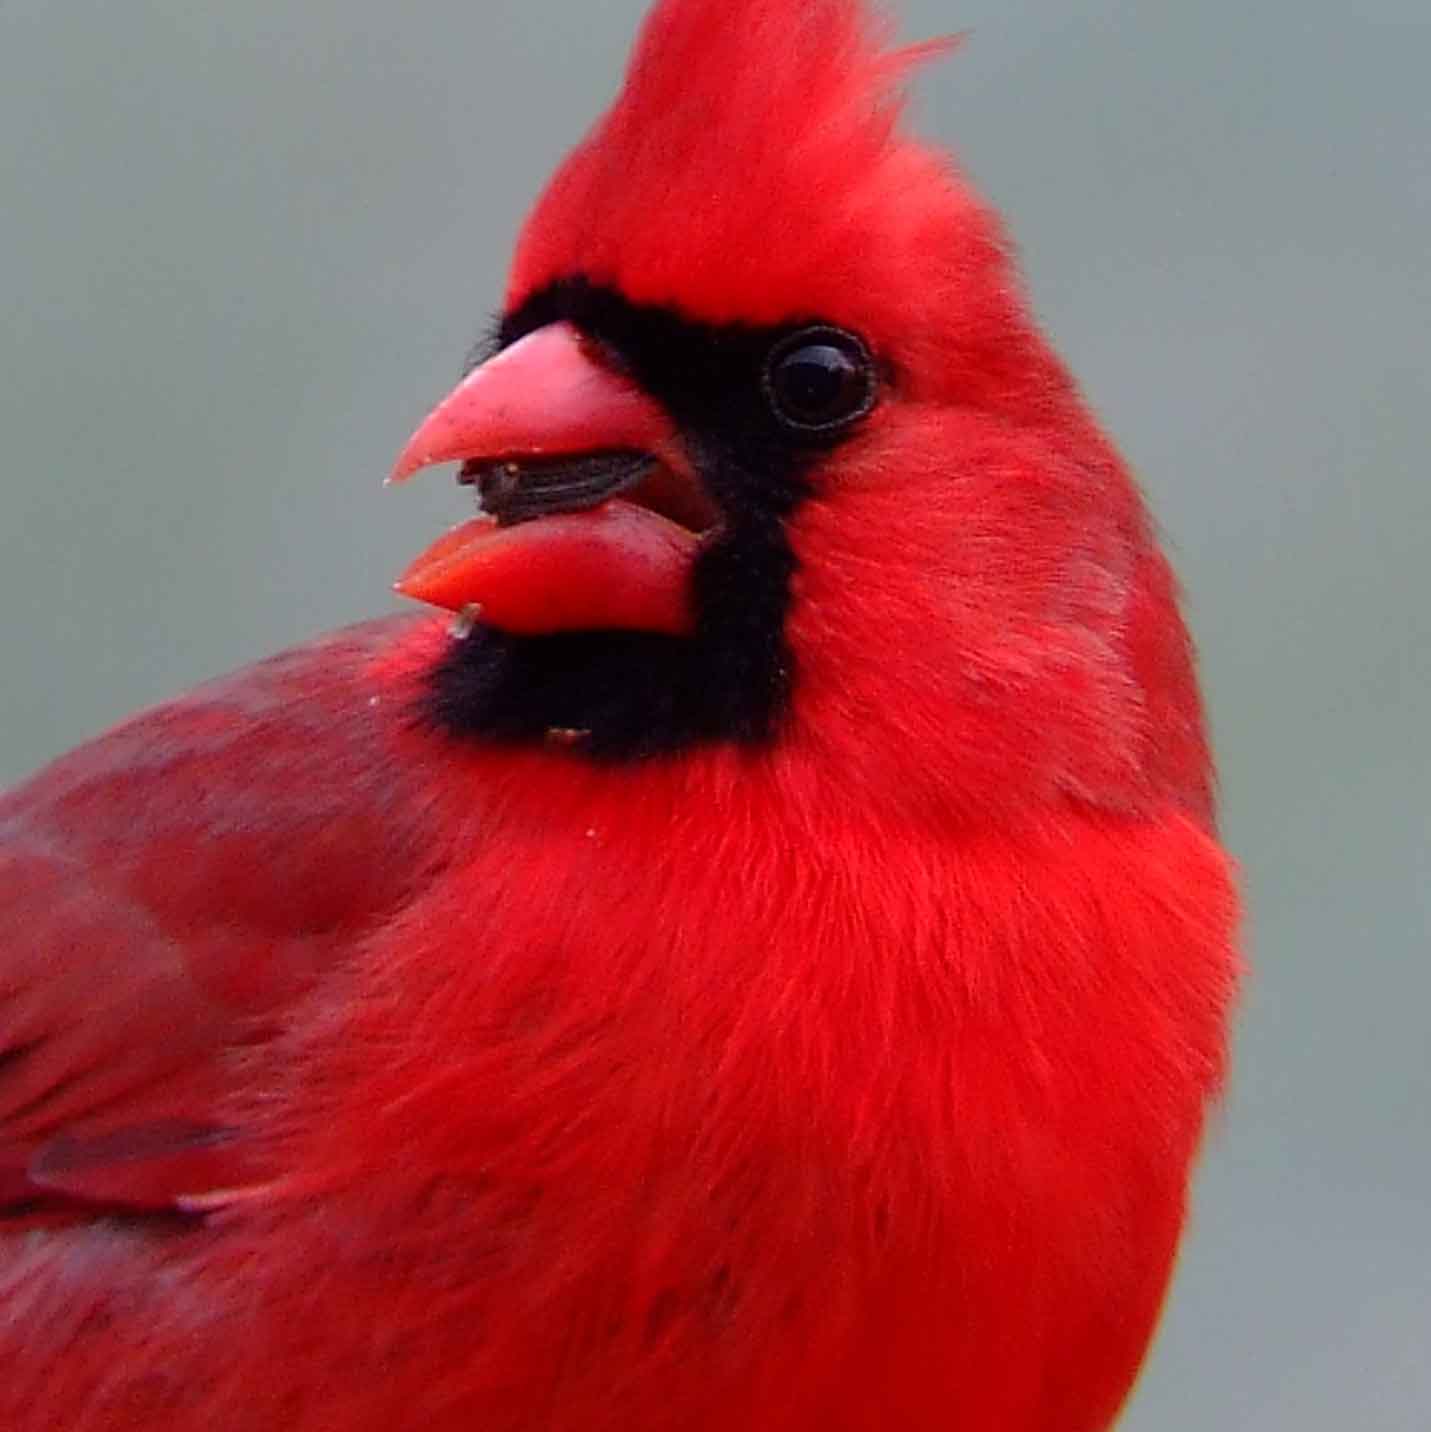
[0, 617, 441, 1214]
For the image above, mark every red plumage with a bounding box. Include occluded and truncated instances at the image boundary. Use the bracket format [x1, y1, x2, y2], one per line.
[0, 1, 1239, 1428]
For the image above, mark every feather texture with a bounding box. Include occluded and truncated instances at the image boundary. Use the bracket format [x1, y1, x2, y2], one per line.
[0, 1, 1238, 1427]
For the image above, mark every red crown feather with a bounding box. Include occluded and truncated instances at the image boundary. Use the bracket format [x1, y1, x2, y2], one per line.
[508, 0, 1015, 393]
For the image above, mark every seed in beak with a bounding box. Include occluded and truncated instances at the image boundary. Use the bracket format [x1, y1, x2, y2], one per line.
[449, 604, 484, 641]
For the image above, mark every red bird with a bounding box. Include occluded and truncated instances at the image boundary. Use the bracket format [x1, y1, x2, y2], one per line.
[0, 1, 1238, 1428]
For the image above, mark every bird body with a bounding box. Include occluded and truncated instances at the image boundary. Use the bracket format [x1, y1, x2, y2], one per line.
[0, 1, 1238, 1427]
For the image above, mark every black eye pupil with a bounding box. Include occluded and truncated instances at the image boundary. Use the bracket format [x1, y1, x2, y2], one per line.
[779, 344, 852, 412]
[766, 328, 875, 432]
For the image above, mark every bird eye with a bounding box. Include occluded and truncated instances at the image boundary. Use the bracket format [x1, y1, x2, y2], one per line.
[763, 326, 877, 434]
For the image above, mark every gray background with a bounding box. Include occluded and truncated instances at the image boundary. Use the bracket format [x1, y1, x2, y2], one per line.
[2, 1, 1427, 1426]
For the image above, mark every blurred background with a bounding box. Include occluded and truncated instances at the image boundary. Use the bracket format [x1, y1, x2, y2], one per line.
[1, 1, 1426, 1425]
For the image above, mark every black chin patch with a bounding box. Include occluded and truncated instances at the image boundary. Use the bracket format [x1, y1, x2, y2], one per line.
[425, 515, 795, 760]
[421, 277, 854, 760]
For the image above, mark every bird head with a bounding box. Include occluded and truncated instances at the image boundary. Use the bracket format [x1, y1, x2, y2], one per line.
[392, 0, 1211, 824]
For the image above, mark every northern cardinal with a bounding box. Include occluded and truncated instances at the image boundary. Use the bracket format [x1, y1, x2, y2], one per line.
[0, 1, 1238, 1428]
